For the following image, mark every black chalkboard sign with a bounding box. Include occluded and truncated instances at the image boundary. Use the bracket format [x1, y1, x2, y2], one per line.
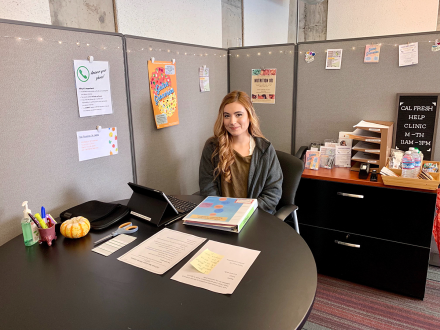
[394, 94, 439, 160]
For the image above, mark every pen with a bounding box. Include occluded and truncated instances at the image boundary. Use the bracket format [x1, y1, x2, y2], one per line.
[28, 213, 41, 229]
[47, 214, 57, 226]
[41, 207, 47, 226]
[34, 213, 48, 229]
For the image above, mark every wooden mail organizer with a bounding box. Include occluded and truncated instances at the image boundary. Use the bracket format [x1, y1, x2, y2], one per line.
[296, 168, 436, 299]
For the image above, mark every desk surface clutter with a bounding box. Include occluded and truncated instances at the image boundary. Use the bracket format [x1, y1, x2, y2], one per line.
[0, 195, 316, 330]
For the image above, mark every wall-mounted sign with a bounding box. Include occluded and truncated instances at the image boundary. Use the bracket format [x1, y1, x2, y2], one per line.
[148, 60, 179, 129]
[394, 94, 440, 160]
[251, 69, 276, 104]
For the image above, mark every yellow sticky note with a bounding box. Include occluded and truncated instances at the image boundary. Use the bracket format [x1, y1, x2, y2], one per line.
[190, 249, 224, 275]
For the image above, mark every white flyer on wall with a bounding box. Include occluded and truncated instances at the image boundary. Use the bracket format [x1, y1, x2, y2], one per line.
[325, 49, 343, 69]
[74, 60, 113, 117]
[399, 42, 418, 67]
[76, 127, 118, 161]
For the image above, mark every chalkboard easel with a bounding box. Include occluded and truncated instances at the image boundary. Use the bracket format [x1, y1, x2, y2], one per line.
[394, 93, 440, 160]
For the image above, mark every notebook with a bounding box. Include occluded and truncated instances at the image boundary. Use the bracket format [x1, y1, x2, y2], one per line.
[182, 196, 258, 233]
[127, 182, 197, 227]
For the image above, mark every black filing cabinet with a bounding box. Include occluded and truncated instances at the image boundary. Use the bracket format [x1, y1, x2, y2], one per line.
[296, 177, 436, 299]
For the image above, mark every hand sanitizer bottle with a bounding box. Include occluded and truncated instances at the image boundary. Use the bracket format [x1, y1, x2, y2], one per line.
[21, 201, 38, 246]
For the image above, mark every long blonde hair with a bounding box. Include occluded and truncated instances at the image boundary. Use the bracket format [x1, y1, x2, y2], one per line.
[212, 91, 265, 183]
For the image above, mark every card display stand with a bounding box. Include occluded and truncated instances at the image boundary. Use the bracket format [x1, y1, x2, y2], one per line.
[347, 121, 393, 171]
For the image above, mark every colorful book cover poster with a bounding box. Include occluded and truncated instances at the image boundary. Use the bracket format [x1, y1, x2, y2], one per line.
[148, 60, 179, 129]
[251, 69, 276, 104]
[364, 44, 381, 63]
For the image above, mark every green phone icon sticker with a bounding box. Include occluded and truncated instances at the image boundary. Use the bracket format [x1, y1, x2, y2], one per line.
[77, 66, 90, 82]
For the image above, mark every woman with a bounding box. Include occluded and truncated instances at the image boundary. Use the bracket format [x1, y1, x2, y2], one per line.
[199, 90, 283, 214]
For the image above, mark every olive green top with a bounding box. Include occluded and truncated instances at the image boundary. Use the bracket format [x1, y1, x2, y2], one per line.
[221, 150, 252, 198]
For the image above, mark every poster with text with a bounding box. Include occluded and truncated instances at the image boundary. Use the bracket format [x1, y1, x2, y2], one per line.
[74, 60, 113, 117]
[325, 49, 342, 69]
[251, 69, 276, 104]
[77, 127, 118, 161]
[399, 42, 418, 67]
[148, 61, 179, 129]
[364, 44, 381, 63]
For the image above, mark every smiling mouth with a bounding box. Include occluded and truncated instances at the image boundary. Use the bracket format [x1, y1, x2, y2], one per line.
[229, 126, 240, 130]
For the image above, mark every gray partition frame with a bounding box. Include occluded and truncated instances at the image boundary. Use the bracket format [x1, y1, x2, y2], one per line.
[125, 36, 228, 195]
[296, 31, 440, 159]
[0, 19, 134, 246]
[228, 44, 297, 154]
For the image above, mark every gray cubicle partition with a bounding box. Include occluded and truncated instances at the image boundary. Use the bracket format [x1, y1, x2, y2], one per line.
[229, 44, 296, 154]
[125, 36, 228, 195]
[0, 20, 133, 246]
[296, 32, 440, 159]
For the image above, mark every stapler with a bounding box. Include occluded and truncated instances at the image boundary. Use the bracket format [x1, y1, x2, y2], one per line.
[359, 163, 370, 179]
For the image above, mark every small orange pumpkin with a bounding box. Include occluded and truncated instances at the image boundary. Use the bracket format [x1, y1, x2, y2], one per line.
[60, 216, 90, 239]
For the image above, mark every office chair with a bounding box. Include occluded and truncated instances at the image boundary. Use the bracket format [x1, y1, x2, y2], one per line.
[274, 150, 304, 234]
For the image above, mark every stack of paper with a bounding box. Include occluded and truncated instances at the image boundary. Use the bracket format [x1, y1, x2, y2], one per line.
[183, 197, 258, 233]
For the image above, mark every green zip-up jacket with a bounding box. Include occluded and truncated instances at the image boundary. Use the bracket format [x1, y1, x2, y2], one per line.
[199, 137, 283, 214]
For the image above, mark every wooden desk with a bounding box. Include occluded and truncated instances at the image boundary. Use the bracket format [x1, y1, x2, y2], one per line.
[297, 169, 436, 299]
[0, 196, 317, 330]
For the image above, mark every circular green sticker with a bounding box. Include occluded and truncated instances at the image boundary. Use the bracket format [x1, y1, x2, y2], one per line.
[77, 66, 90, 82]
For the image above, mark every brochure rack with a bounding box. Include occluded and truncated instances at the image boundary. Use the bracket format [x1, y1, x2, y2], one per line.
[347, 120, 394, 171]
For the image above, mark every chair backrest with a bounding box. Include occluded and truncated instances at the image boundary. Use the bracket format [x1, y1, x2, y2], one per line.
[275, 150, 305, 209]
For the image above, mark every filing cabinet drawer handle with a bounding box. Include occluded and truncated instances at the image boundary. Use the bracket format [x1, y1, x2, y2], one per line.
[337, 192, 364, 199]
[335, 240, 360, 248]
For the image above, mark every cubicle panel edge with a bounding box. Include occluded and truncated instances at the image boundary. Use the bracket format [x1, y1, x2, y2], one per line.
[0, 21, 133, 246]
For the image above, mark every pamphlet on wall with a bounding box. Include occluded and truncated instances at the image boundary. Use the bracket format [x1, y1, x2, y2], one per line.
[76, 127, 118, 161]
[148, 60, 179, 129]
[399, 42, 418, 67]
[364, 44, 381, 63]
[325, 49, 342, 69]
[199, 66, 210, 92]
[73, 60, 113, 117]
[251, 68, 276, 104]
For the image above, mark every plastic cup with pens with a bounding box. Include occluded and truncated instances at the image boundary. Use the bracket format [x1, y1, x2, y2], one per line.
[33, 208, 58, 246]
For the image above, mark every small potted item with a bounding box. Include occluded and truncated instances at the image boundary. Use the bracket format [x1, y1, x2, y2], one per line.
[60, 216, 91, 239]
[35, 208, 57, 246]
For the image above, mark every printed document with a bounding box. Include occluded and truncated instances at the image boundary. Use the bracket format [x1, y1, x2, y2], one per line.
[118, 228, 206, 275]
[171, 240, 260, 294]
[399, 42, 418, 67]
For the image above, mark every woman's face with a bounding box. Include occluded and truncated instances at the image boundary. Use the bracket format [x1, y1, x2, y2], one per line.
[223, 102, 250, 138]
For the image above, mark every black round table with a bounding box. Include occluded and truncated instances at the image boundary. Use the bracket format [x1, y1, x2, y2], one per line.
[0, 196, 316, 330]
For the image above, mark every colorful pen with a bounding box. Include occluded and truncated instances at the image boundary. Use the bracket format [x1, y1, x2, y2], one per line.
[28, 213, 41, 229]
[47, 214, 57, 225]
[41, 207, 47, 226]
[34, 213, 48, 229]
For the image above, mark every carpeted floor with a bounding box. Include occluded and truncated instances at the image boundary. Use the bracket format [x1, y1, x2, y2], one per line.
[302, 266, 440, 330]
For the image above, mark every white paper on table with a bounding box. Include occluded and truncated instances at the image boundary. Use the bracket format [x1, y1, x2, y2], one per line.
[171, 240, 260, 294]
[74, 60, 113, 117]
[117, 228, 206, 275]
[92, 234, 137, 257]
[399, 42, 418, 67]
[77, 127, 118, 161]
